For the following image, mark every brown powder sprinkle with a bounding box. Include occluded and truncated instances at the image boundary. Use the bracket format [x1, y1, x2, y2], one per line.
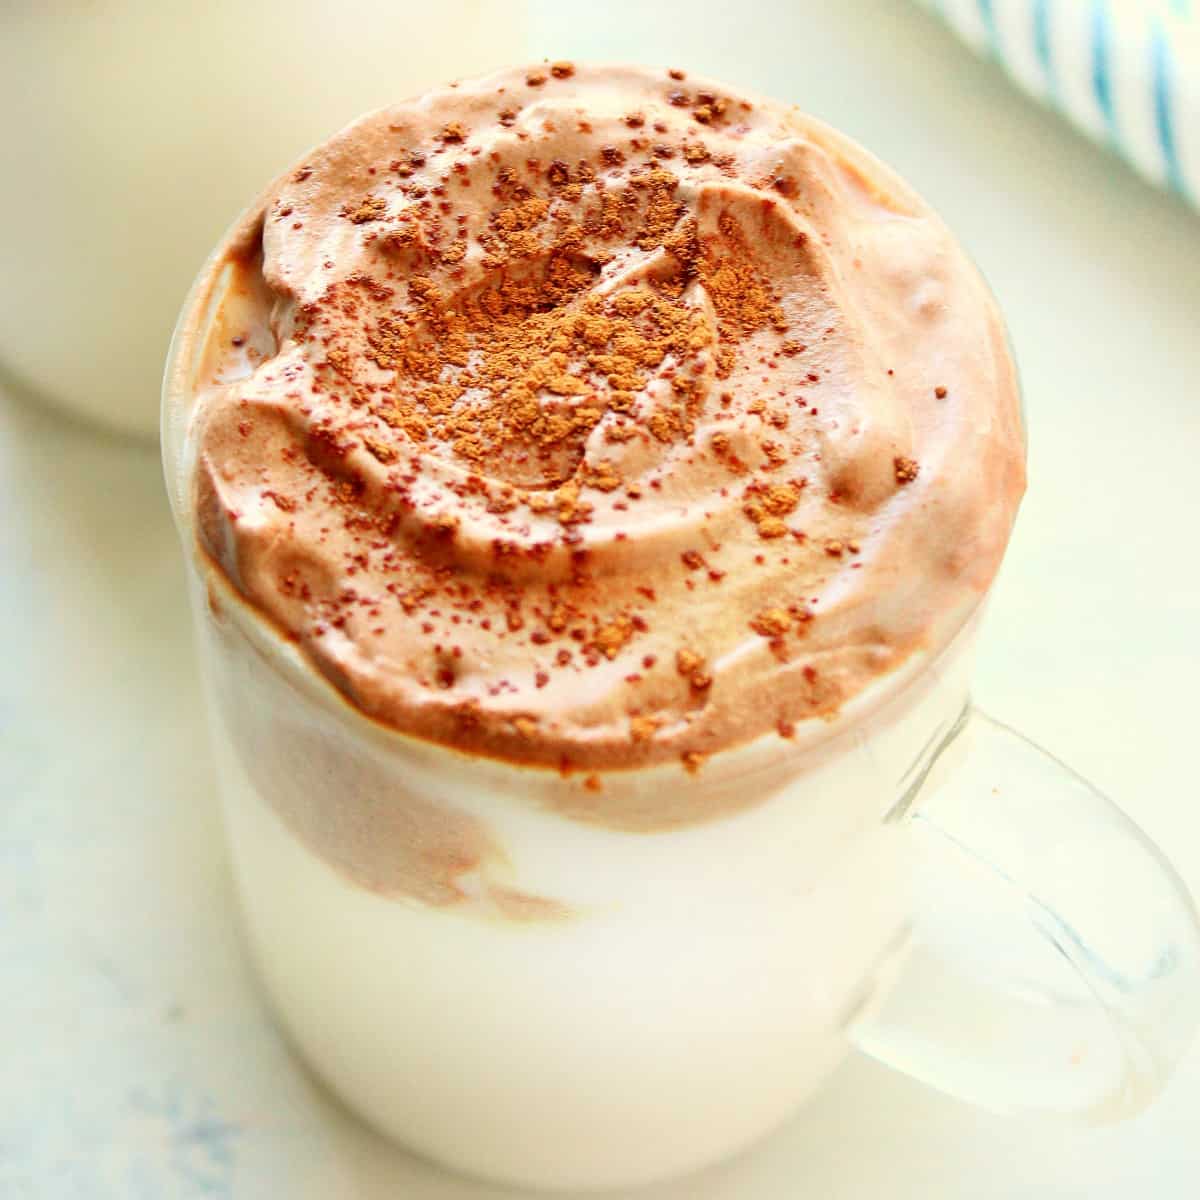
[352, 248, 712, 498]
[761, 483, 802, 514]
[754, 517, 789, 539]
[391, 149, 426, 177]
[702, 213, 788, 335]
[743, 479, 803, 538]
[581, 460, 623, 492]
[362, 436, 397, 464]
[266, 491, 295, 513]
[630, 714, 662, 742]
[750, 608, 791, 637]
[342, 194, 387, 224]
[324, 345, 353, 377]
[693, 97, 731, 126]
[547, 601, 569, 632]
[673, 646, 712, 691]
[593, 617, 635, 659]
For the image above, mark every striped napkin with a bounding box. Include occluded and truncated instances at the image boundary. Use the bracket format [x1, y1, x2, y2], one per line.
[918, 0, 1198, 206]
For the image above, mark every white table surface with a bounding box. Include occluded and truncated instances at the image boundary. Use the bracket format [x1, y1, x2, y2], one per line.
[3, 2, 1199, 1196]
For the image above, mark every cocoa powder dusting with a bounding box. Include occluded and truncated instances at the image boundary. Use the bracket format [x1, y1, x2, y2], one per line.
[186, 63, 1023, 784]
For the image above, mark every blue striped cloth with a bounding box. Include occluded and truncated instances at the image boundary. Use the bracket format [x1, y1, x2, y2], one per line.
[918, 0, 1198, 206]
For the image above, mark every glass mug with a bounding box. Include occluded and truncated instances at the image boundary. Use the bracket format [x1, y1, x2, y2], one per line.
[164, 245, 1200, 1194]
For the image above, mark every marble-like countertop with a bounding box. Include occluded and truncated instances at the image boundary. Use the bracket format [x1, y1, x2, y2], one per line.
[3, 2, 1198, 1195]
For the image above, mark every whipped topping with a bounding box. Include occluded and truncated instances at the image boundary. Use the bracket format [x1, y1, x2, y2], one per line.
[183, 63, 1024, 771]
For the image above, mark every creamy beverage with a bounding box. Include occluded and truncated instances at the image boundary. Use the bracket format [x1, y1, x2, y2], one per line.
[164, 63, 1024, 1191]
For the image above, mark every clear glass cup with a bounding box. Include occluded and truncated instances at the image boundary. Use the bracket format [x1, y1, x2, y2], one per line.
[164, 236, 1200, 1194]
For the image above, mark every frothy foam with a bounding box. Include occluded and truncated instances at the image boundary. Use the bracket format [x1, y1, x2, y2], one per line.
[177, 63, 1024, 784]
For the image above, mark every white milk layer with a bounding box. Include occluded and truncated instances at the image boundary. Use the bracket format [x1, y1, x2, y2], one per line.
[195, 577, 974, 1192]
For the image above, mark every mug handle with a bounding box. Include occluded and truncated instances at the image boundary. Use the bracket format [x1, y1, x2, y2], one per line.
[849, 705, 1200, 1121]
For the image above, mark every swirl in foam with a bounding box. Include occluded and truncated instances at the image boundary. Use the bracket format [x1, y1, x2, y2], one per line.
[185, 63, 1024, 775]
